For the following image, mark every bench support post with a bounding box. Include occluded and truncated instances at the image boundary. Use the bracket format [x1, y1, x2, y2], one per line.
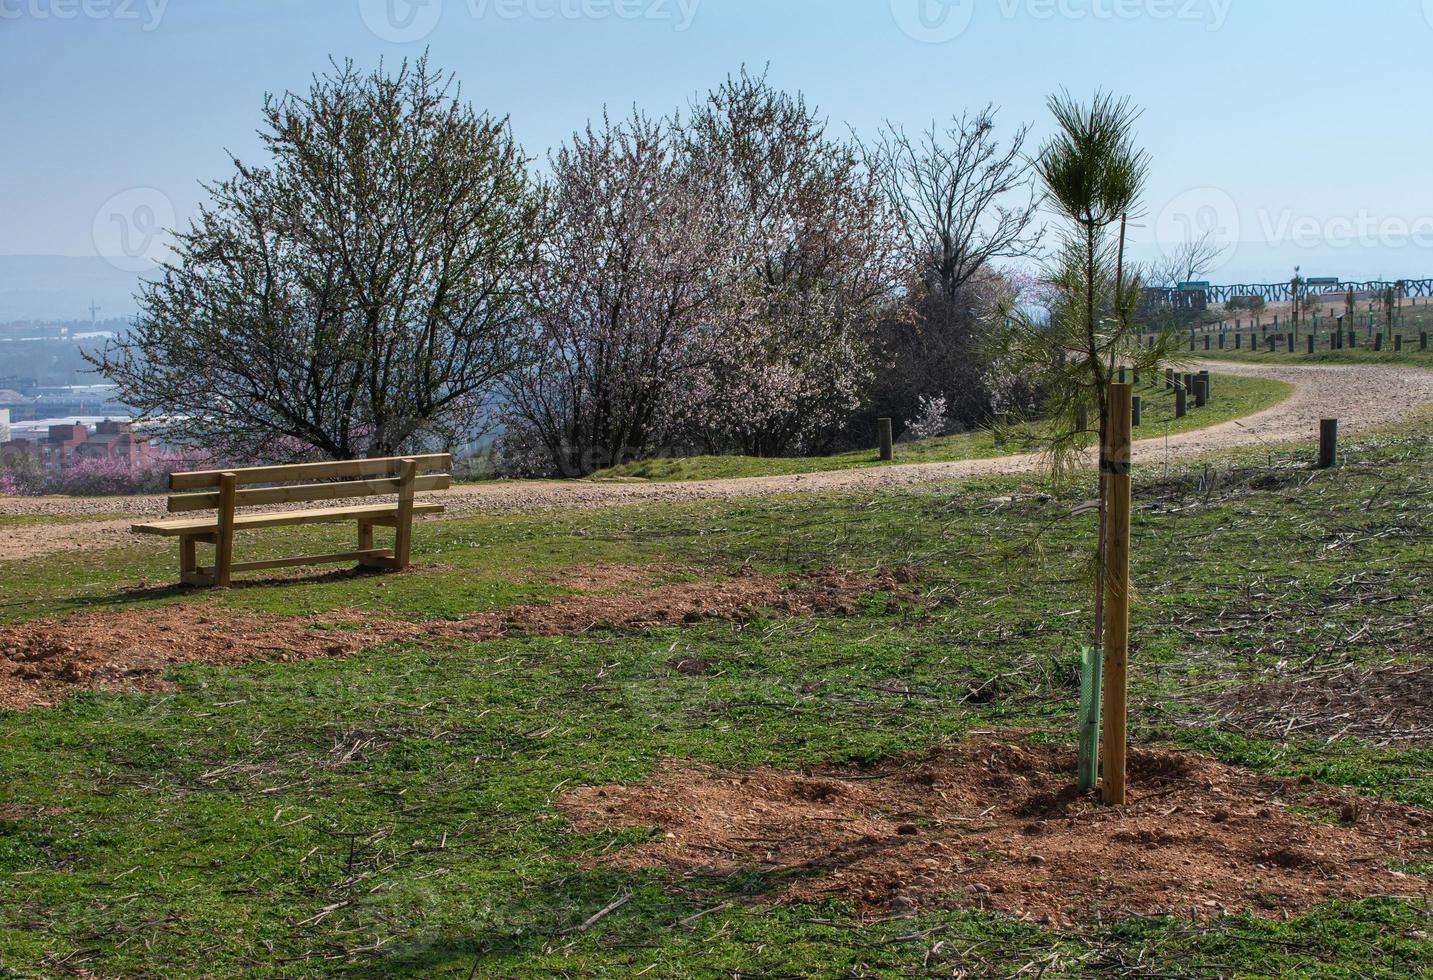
[179, 535, 203, 586]
[357, 519, 389, 570]
[215, 472, 237, 588]
[180, 534, 196, 579]
[393, 459, 417, 571]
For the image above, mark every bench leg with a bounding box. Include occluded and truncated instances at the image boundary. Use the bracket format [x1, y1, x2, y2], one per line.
[180, 535, 197, 582]
[179, 534, 216, 587]
[215, 472, 237, 588]
[357, 519, 391, 570]
[393, 459, 417, 571]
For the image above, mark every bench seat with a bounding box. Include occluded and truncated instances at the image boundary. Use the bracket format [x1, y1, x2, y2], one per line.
[132, 502, 445, 537]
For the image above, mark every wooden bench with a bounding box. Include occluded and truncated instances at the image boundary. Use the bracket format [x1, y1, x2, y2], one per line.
[133, 454, 452, 587]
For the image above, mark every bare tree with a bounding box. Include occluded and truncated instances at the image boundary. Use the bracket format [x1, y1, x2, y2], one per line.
[1142, 230, 1228, 330]
[868, 105, 1043, 300]
[861, 106, 1044, 436]
[1146, 229, 1227, 287]
[91, 56, 542, 462]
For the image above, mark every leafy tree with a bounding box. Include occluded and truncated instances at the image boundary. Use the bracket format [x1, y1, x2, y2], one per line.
[92, 56, 542, 462]
[501, 72, 900, 473]
[0, 450, 45, 495]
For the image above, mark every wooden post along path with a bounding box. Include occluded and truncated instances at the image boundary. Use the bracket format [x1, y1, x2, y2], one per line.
[1318, 419, 1339, 470]
[877, 419, 894, 462]
[1100, 383, 1134, 806]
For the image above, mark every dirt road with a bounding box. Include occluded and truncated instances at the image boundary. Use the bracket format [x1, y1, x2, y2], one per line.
[3, 361, 1430, 562]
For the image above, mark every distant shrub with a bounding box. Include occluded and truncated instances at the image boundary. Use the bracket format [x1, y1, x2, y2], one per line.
[45, 457, 172, 497]
[902, 395, 951, 442]
[1226, 295, 1266, 313]
[0, 452, 46, 496]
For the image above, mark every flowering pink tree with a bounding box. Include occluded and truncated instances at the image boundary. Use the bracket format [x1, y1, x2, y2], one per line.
[674, 70, 900, 456]
[500, 112, 737, 476]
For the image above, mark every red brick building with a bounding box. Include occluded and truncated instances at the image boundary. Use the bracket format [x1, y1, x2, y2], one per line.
[2, 419, 153, 474]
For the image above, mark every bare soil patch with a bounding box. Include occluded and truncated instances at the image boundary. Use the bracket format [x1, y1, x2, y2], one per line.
[558, 734, 1433, 927]
[0, 568, 901, 709]
[551, 563, 684, 591]
[1207, 660, 1433, 747]
[0, 607, 416, 710]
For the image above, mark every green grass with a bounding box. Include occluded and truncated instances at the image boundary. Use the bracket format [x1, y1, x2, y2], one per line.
[591, 372, 1293, 482]
[1197, 343, 1433, 368]
[1185, 308, 1433, 367]
[0, 512, 132, 529]
[1, 410, 1431, 976]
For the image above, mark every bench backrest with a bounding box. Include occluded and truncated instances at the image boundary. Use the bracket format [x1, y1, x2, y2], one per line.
[166, 454, 453, 513]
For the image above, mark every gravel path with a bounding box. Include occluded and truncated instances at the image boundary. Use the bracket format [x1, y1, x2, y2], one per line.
[3, 361, 1430, 562]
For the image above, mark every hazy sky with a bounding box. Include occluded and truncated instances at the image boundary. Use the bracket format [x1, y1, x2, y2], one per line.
[5, 0, 1433, 284]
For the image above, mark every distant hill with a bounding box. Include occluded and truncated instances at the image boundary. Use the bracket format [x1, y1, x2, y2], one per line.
[0, 256, 148, 322]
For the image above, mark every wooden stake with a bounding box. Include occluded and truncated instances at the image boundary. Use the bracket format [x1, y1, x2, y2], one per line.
[877, 418, 894, 462]
[1101, 384, 1133, 806]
